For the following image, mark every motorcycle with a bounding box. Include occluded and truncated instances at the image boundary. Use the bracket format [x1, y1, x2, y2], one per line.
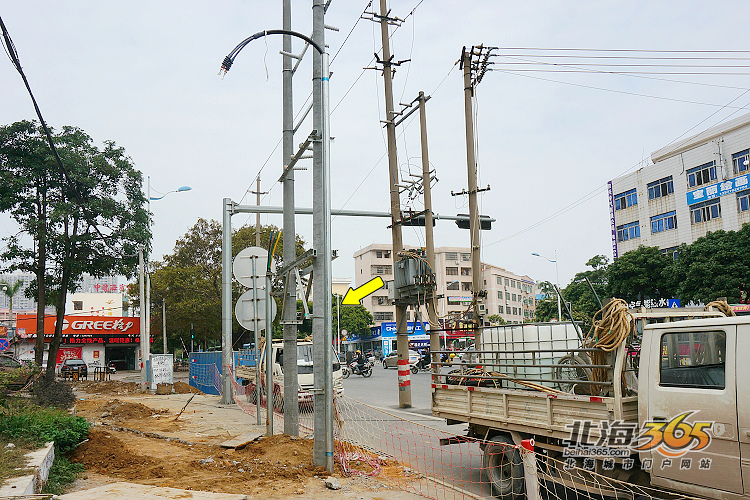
[342, 359, 373, 378]
[410, 360, 431, 374]
[107, 361, 117, 374]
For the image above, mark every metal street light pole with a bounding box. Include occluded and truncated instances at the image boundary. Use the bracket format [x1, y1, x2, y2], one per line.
[140, 177, 191, 387]
[532, 252, 561, 321]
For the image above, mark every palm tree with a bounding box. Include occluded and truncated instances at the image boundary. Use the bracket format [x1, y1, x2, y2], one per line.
[0, 280, 24, 312]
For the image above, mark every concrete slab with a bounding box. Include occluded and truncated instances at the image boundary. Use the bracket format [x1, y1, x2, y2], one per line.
[219, 430, 263, 448]
[58, 482, 249, 499]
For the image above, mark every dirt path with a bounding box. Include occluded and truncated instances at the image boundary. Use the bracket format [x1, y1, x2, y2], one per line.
[66, 381, 421, 499]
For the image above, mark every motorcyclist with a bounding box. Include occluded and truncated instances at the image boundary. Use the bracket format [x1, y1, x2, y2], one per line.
[419, 349, 430, 370]
[355, 350, 366, 374]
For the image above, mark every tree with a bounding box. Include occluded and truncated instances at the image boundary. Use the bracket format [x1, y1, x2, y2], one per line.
[333, 295, 373, 338]
[671, 226, 750, 304]
[0, 121, 59, 365]
[144, 219, 307, 350]
[560, 255, 609, 332]
[0, 280, 23, 312]
[487, 314, 507, 325]
[1, 121, 147, 379]
[607, 245, 674, 303]
[533, 281, 558, 322]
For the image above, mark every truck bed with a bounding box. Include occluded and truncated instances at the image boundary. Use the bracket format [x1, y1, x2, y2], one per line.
[432, 382, 638, 441]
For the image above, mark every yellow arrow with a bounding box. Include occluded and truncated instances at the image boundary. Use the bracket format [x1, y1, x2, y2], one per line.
[341, 276, 385, 305]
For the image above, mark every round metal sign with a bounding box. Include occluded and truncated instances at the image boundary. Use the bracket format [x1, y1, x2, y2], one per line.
[235, 289, 278, 331]
[233, 247, 268, 287]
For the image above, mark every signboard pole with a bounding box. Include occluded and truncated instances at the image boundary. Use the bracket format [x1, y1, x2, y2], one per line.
[265, 273, 273, 436]
[252, 258, 261, 424]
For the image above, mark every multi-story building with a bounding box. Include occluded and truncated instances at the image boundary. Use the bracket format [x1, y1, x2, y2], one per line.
[353, 244, 538, 326]
[0, 272, 121, 312]
[610, 112, 750, 258]
[0, 273, 37, 312]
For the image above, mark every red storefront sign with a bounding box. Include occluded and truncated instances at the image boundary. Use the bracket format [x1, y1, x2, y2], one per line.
[16, 315, 143, 344]
[56, 347, 83, 364]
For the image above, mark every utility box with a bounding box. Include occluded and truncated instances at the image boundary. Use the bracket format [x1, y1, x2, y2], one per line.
[394, 257, 435, 300]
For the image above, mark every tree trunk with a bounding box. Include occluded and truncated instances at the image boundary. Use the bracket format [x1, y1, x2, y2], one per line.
[45, 260, 71, 382]
[34, 192, 47, 367]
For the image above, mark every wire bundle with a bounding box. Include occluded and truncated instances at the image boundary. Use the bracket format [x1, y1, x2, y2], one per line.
[266, 230, 281, 272]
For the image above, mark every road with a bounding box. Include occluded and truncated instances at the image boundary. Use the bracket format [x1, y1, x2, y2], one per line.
[341, 363, 492, 499]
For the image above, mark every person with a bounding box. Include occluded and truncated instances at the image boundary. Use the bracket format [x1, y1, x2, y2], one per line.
[355, 350, 366, 374]
[419, 349, 430, 370]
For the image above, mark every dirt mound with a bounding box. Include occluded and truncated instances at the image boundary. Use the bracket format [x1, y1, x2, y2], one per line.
[173, 381, 203, 394]
[70, 430, 158, 479]
[75, 380, 142, 395]
[92, 399, 163, 420]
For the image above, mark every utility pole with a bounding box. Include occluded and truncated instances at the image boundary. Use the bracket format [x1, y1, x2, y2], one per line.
[418, 91, 439, 382]
[460, 46, 493, 345]
[251, 177, 267, 246]
[312, 0, 334, 471]
[376, 0, 410, 409]
[281, 0, 300, 436]
[162, 300, 167, 355]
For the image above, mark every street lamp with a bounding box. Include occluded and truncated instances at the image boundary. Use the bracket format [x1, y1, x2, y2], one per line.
[139, 177, 191, 387]
[532, 251, 561, 322]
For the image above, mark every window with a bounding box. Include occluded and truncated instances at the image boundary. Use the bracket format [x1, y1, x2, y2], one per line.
[614, 188, 638, 210]
[376, 251, 383, 258]
[461, 253, 471, 261]
[660, 246, 679, 260]
[732, 149, 749, 174]
[660, 331, 725, 389]
[446, 267, 458, 276]
[647, 176, 674, 200]
[447, 281, 460, 290]
[496, 276, 502, 285]
[73, 300, 83, 311]
[512, 293, 517, 302]
[687, 161, 717, 188]
[511, 280, 516, 288]
[512, 307, 518, 315]
[461, 282, 472, 291]
[445, 252, 459, 261]
[651, 211, 677, 233]
[738, 189, 750, 212]
[460, 267, 471, 276]
[374, 312, 394, 321]
[372, 265, 392, 275]
[497, 291, 502, 299]
[690, 199, 721, 224]
[505, 292, 511, 300]
[505, 278, 510, 286]
[498, 306, 504, 314]
[616, 221, 640, 242]
[373, 296, 389, 306]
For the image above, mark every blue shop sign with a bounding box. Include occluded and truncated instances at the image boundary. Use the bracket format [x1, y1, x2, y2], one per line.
[686, 173, 749, 205]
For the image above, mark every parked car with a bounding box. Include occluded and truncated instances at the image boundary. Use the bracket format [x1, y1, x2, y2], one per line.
[60, 358, 88, 378]
[0, 354, 34, 389]
[382, 349, 420, 369]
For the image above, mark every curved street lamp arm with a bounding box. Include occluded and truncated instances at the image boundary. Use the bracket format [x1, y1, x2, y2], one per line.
[221, 29, 325, 74]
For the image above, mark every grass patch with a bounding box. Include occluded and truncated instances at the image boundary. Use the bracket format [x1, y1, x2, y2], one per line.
[0, 440, 36, 484]
[0, 401, 89, 453]
[42, 455, 85, 495]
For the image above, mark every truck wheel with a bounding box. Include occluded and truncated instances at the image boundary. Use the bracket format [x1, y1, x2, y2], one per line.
[482, 435, 525, 499]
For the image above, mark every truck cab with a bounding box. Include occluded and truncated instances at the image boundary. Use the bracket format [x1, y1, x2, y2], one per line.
[639, 316, 749, 498]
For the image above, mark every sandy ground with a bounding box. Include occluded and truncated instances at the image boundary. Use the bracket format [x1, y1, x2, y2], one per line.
[65, 378, 423, 499]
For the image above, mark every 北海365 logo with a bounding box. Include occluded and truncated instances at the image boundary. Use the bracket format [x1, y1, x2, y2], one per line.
[634, 411, 713, 458]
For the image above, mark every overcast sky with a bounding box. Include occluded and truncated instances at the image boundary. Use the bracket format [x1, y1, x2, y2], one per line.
[3, 1, 750, 289]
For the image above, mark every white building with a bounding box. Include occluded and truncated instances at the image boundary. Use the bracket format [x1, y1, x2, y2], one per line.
[610, 112, 750, 258]
[353, 244, 538, 326]
[65, 293, 125, 317]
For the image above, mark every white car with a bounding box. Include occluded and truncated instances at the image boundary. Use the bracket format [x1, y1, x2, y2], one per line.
[382, 349, 420, 368]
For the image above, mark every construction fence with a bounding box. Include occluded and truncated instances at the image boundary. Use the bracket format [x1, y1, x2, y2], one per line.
[180, 362, 705, 500]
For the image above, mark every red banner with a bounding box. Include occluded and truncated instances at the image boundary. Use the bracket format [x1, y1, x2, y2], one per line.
[56, 347, 83, 364]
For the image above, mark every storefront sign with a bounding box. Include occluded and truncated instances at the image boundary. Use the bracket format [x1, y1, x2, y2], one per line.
[56, 347, 82, 364]
[447, 296, 473, 305]
[686, 173, 749, 205]
[16, 314, 140, 338]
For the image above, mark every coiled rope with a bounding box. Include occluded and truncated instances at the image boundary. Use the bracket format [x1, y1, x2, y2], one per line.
[705, 300, 736, 317]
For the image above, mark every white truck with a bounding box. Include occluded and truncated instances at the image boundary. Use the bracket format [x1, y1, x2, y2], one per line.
[432, 314, 748, 499]
[235, 340, 343, 411]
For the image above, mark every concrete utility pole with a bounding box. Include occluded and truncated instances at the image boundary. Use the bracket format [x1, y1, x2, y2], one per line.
[162, 300, 167, 355]
[281, 0, 300, 436]
[139, 249, 147, 386]
[220, 198, 234, 404]
[418, 92, 439, 382]
[312, 0, 334, 471]
[462, 47, 483, 345]
[377, 0, 410, 408]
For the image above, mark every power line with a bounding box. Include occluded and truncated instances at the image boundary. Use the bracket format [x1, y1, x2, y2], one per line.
[494, 47, 750, 53]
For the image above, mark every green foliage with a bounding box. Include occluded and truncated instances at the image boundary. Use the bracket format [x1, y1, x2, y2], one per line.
[533, 280, 558, 322]
[671, 225, 750, 303]
[0, 404, 89, 453]
[607, 245, 674, 302]
[487, 314, 506, 325]
[43, 455, 85, 495]
[561, 255, 609, 332]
